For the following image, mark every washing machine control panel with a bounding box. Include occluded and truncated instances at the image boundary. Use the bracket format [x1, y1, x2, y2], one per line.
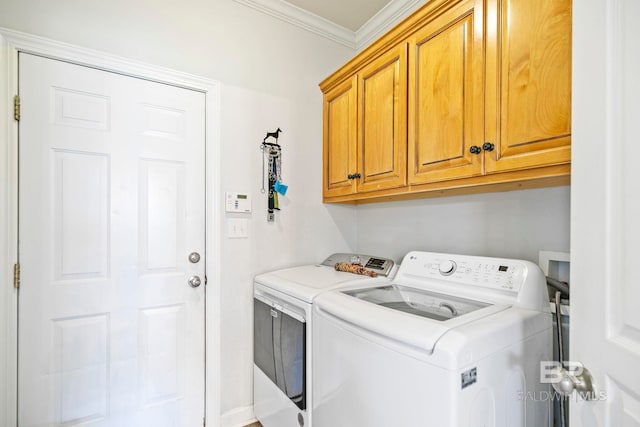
[401, 252, 525, 293]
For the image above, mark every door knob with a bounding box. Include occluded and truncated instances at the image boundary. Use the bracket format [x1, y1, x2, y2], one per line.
[188, 275, 202, 288]
[188, 252, 201, 263]
[551, 365, 596, 399]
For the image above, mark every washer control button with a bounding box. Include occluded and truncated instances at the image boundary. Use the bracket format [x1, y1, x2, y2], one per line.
[438, 260, 457, 276]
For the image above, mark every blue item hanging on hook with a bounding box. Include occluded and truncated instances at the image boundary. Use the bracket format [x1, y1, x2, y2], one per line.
[274, 180, 288, 196]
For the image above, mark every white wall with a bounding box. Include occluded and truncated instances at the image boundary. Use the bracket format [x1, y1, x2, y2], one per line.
[217, 84, 356, 418]
[0, 0, 357, 423]
[0, 0, 353, 98]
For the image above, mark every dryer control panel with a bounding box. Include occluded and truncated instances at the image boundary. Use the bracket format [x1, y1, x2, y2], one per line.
[321, 253, 395, 277]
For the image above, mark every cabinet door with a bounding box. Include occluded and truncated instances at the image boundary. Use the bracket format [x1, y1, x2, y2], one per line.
[407, 0, 484, 185]
[484, 0, 572, 173]
[323, 76, 357, 198]
[356, 44, 408, 193]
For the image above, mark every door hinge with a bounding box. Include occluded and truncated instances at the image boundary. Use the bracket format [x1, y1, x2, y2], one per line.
[13, 263, 20, 289]
[13, 95, 20, 121]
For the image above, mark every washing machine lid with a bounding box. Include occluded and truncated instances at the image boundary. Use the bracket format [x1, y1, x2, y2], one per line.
[315, 285, 510, 354]
[343, 284, 491, 322]
[254, 254, 395, 303]
[255, 265, 365, 302]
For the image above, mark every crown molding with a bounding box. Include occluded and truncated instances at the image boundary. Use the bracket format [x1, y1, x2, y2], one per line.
[233, 0, 423, 51]
[233, 0, 357, 48]
[356, 0, 424, 50]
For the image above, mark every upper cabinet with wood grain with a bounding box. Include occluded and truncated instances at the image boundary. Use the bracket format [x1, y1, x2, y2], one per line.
[358, 45, 408, 194]
[407, 0, 484, 185]
[320, 0, 572, 203]
[484, 0, 572, 174]
[322, 45, 407, 199]
[323, 76, 358, 198]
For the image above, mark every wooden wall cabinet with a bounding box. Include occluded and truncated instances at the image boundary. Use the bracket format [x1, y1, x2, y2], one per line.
[322, 45, 407, 199]
[407, 0, 484, 185]
[321, 0, 571, 203]
[484, 0, 572, 174]
[323, 76, 357, 198]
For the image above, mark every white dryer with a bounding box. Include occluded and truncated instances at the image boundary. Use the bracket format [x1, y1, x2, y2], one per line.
[253, 253, 395, 427]
[313, 251, 552, 427]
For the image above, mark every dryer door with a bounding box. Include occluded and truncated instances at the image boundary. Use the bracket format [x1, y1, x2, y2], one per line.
[253, 298, 306, 410]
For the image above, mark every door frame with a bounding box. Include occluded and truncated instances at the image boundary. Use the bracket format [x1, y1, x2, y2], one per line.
[0, 27, 222, 427]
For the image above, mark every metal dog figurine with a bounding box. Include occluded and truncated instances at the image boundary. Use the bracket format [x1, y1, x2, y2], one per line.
[263, 128, 282, 143]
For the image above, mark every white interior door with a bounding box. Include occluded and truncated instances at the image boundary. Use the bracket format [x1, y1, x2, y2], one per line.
[572, 0, 640, 425]
[18, 53, 206, 426]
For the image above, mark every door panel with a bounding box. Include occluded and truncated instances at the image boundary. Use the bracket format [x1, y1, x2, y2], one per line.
[357, 44, 407, 193]
[18, 53, 205, 427]
[53, 314, 109, 425]
[572, 0, 640, 425]
[139, 160, 185, 272]
[485, 0, 572, 173]
[408, 0, 484, 184]
[323, 76, 357, 198]
[54, 151, 110, 279]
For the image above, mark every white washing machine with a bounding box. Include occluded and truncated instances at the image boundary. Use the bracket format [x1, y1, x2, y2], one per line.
[313, 251, 552, 427]
[253, 253, 396, 427]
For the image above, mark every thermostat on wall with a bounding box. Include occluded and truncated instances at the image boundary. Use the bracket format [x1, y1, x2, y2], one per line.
[225, 192, 252, 213]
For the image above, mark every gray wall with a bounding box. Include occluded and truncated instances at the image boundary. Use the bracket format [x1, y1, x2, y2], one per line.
[356, 186, 570, 265]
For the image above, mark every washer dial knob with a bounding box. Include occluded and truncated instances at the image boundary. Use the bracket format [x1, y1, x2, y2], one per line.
[438, 260, 457, 276]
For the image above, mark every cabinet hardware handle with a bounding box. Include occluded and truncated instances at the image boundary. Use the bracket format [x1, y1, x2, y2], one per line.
[347, 173, 354, 179]
[353, 173, 361, 179]
[482, 142, 495, 152]
[347, 173, 362, 180]
[469, 145, 482, 155]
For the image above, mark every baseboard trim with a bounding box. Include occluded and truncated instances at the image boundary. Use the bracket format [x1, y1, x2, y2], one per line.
[221, 405, 258, 427]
